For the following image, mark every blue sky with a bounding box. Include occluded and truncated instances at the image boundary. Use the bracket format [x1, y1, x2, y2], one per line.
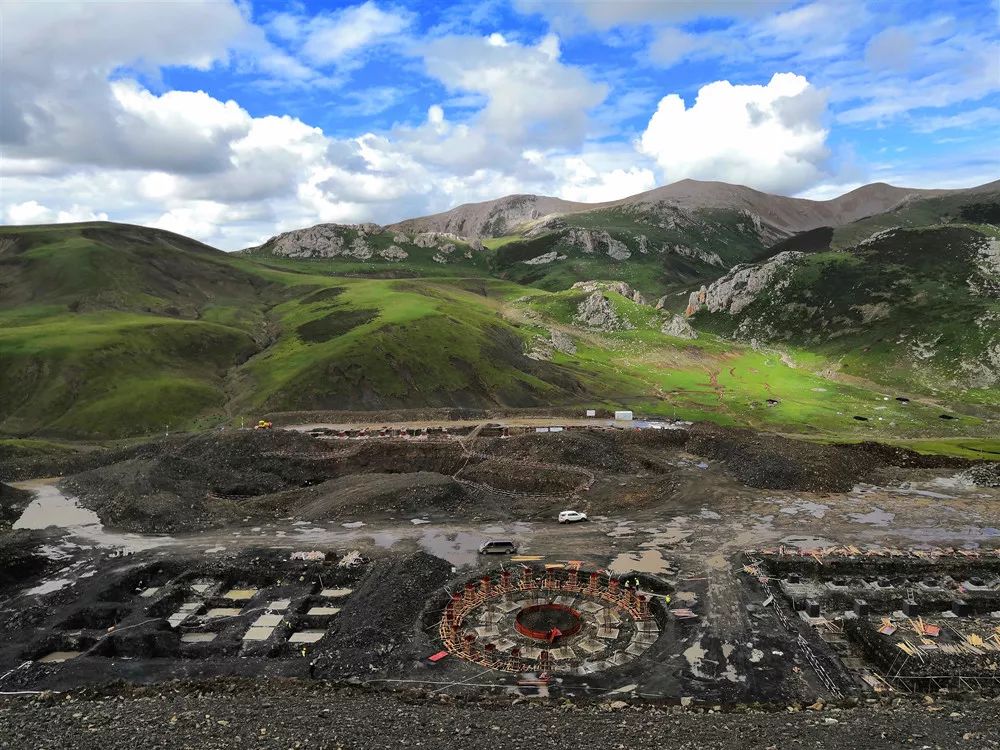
[2, 0, 998, 248]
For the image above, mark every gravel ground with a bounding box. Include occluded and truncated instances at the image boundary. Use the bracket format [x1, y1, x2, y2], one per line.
[2, 679, 998, 750]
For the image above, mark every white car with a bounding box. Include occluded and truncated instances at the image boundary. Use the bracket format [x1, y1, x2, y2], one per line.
[558, 510, 588, 524]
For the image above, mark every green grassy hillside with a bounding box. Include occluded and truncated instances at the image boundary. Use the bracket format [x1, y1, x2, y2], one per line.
[1, 218, 996, 442]
[488, 206, 769, 296]
[695, 226, 999, 407]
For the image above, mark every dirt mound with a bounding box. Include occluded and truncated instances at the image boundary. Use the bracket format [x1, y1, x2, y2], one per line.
[960, 462, 1000, 487]
[249, 472, 468, 520]
[0, 482, 32, 527]
[62, 430, 335, 532]
[687, 428, 874, 492]
[313, 552, 453, 679]
[685, 427, 972, 492]
[0, 530, 50, 589]
[479, 429, 686, 474]
[483, 431, 629, 472]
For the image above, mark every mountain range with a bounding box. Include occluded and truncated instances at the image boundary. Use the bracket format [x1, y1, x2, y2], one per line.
[2, 178, 997, 450]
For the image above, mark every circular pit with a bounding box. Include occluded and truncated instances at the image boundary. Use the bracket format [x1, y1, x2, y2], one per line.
[514, 603, 583, 642]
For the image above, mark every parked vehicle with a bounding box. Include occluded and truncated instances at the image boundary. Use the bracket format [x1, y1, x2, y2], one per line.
[558, 510, 588, 524]
[478, 540, 518, 555]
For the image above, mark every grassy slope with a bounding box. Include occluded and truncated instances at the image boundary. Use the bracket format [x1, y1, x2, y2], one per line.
[521, 289, 981, 436]
[0, 223, 282, 437]
[694, 226, 999, 407]
[1, 221, 995, 444]
[488, 207, 767, 297]
[831, 190, 1000, 249]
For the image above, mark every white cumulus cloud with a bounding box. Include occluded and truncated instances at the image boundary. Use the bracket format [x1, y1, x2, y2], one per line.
[638, 73, 830, 193]
[269, 1, 412, 66]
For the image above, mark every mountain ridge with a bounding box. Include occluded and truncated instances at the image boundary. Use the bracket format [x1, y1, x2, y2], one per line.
[382, 178, 996, 240]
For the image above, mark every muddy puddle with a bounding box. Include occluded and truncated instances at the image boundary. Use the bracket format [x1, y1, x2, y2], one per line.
[12, 481, 175, 553]
[608, 549, 672, 574]
[847, 507, 895, 526]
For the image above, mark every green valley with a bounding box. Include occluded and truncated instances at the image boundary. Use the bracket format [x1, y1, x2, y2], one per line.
[1, 178, 997, 447]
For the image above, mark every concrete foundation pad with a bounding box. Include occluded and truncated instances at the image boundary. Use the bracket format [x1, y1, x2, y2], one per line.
[243, 626, 274, 641]
[474, 608, 503, 624]
[596, 626, 620, 640]
[635, 620, 659, 633]
[38, 651, 81, 663]
[606, 651, 632, 667]
[307, 606, 341, 616]
[521, 647, 542, 660]
[267, 599, 291, 611]
[578, 601, 603, 614]
[180, 633, 217, 643]
[191, 583, 213, 594]
[598, 608, 622, 623]
[320, 588, 353, 598]
[474, 625, 499, 638]
[554, 596, 577, 606]
[289, 630, 326, 644]
[494, 638, 517, 653]
[626, 641, 650, 657]
[206, 607, 243, 618]
[550, 647, 574, 661]
[496, 601, 522, 614]
[140, 587, 160, 598]
[253, 614, 284, 627]
[575, 638, 605, 655]
[633, 632, 659, 645]
[224, 589, 258, 601]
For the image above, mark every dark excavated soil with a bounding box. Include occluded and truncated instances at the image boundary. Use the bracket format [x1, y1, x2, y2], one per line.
[312, 552, 454, 680]
[1, 680, 997, 750]
[685, 425, 971, 493]
[0, 529, 51, 589]
[34, 423, 990, 534]
[248, 471, 469, 520]
[0, 481, 32, 528]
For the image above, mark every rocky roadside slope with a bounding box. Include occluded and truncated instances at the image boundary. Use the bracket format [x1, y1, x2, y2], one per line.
[1, 680, 996, 750]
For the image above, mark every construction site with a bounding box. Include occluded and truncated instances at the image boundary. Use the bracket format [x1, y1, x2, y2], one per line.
[1, 420, 999, 746]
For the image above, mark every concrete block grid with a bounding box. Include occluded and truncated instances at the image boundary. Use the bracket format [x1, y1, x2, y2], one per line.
[35, 574, 354, 664]
[746, 546, 1000, 695]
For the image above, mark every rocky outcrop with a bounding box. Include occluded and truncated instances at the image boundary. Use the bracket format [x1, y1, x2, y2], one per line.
[571, 280, 646, 305]
[574, 291, 633, 331]
[550, 330, 576, 354]
[258, 223, 472, 260]
[389, 194, 592, 238]
[378, 245, 408, 261]
[685, 286, 707, 316]
[349, 237, 373, 260]
[562, 229, 630, 260]
[570, 281, 647, 305]
[671, 244, 724, 267]
[527, 329, 578, 360]
[702, 252, 803, 315]
[522, 251, 566, 265]
[661, 315, 698, 339]
[970, 237, 1000, 296]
